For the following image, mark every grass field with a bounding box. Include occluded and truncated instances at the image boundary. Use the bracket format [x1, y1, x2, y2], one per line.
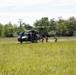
[0, 37, 76, 75]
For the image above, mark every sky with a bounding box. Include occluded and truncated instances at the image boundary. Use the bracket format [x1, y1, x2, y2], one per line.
[0, 0, 76, 26]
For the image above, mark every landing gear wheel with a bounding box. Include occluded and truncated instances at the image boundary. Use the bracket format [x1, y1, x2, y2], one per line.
[20, 41, 23, 43]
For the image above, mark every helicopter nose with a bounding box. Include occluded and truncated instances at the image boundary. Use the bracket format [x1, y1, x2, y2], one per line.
[18, 36, 21, 38]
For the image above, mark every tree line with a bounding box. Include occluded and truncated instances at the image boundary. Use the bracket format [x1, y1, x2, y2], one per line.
[0, 16, 76, 37]
[34, 16, 76, 36]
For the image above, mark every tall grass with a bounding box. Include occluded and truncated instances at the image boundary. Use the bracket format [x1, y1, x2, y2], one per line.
[0, 38, 76, 75]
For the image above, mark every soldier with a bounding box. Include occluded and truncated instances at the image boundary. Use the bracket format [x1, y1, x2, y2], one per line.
[34, 32, 37, 42]
[31, 30, 34, 42]
[45, 36, 48, 42]
[54, 36, 57, 42]
[28, 33, 31, 40]
[42, 37, 44, 42]
[31, 30, 37, 43]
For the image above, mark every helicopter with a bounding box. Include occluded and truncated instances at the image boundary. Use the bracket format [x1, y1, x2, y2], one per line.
[18, 29, 44, 43]
[18, 25, 56, 43]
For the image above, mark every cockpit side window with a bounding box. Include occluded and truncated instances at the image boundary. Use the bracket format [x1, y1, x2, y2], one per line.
[19, 32, 22, 36]
[24, 32, 28, 37]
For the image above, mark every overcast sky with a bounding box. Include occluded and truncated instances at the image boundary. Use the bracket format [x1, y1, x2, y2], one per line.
[0, 0, 76, 25]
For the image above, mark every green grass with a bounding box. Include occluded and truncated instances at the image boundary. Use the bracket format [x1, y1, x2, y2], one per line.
[0, 37, 76, 75]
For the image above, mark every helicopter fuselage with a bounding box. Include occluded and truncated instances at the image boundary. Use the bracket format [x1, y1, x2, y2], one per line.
[18, 30, 43, 43]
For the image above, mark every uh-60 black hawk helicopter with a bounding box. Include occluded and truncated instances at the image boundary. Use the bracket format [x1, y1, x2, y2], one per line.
[18, 29, 45, 43]
[18, 26, 49, 43]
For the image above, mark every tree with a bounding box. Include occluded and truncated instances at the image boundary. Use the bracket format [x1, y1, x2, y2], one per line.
[18, 19, 23, 28]
[68, 17, 76, 31]
[4, 22, 14, 37]
[34, 17, 50, 36]
[0, 23, 4, 37]
[13, 24, 19, 36]
[49, 18, 57, 31]
[17, 19, 26, 34]
[56, 18, 68, 36]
